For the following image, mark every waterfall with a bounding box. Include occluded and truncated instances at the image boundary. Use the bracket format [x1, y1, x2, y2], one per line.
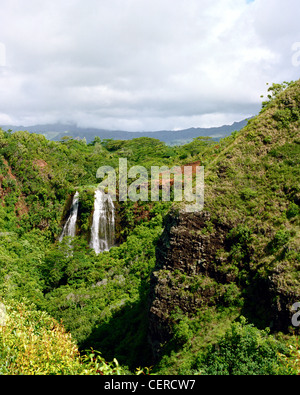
[90, 188, 115, 254]
[59, 192, 79, 242]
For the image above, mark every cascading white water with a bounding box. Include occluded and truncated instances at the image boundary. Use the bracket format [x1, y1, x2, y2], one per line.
[89, 188, 115, 254]
[59, 192, 79, 242]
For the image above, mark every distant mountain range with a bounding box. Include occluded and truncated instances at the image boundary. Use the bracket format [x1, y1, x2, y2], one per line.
[1, 118, 250, 145]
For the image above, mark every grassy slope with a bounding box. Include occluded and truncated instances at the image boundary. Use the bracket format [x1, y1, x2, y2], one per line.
[153, 80, 300, 374]
[203, 80, 300, 291]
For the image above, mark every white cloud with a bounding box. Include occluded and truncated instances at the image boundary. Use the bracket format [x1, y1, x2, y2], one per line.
[0, 0, 299, 131]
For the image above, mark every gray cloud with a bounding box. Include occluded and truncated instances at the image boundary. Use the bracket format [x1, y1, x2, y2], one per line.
[0, 0, 299, 131]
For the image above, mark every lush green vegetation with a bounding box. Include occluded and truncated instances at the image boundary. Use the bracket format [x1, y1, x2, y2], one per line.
[0, 299, 129, 375]
[0, 80, 299, 375]
[154, 314, 299, 375]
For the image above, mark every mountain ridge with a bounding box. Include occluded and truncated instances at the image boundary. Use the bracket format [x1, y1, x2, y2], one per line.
[1, 118, 249, 145]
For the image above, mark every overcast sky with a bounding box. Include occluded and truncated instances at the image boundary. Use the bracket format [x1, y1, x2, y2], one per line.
[0, 0, 299, 131]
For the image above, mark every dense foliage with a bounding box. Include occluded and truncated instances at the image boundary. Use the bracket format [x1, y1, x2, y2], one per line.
[0, 299, 128, 375]
[0, 80, 299, 375]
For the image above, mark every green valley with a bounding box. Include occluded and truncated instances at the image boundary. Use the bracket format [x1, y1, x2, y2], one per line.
[0, 80, 299, 375]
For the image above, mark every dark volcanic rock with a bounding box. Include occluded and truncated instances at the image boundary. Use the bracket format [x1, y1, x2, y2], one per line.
[148, 209, 231, 358]
[148, 208, 300, 359]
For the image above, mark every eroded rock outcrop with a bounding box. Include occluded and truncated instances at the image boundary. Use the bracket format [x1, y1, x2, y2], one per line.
[148, 209, 233, 358]
[148, 208, 300, 359]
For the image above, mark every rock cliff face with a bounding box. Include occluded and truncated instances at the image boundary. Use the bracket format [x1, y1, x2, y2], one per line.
[267, 267, 300, 332]
[148, 209, 233, 358]
[148, 208, 300, 359]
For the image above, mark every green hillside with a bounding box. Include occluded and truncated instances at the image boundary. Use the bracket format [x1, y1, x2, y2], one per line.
[0, 80, 299, 375]
[149, 80, 300, 374]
